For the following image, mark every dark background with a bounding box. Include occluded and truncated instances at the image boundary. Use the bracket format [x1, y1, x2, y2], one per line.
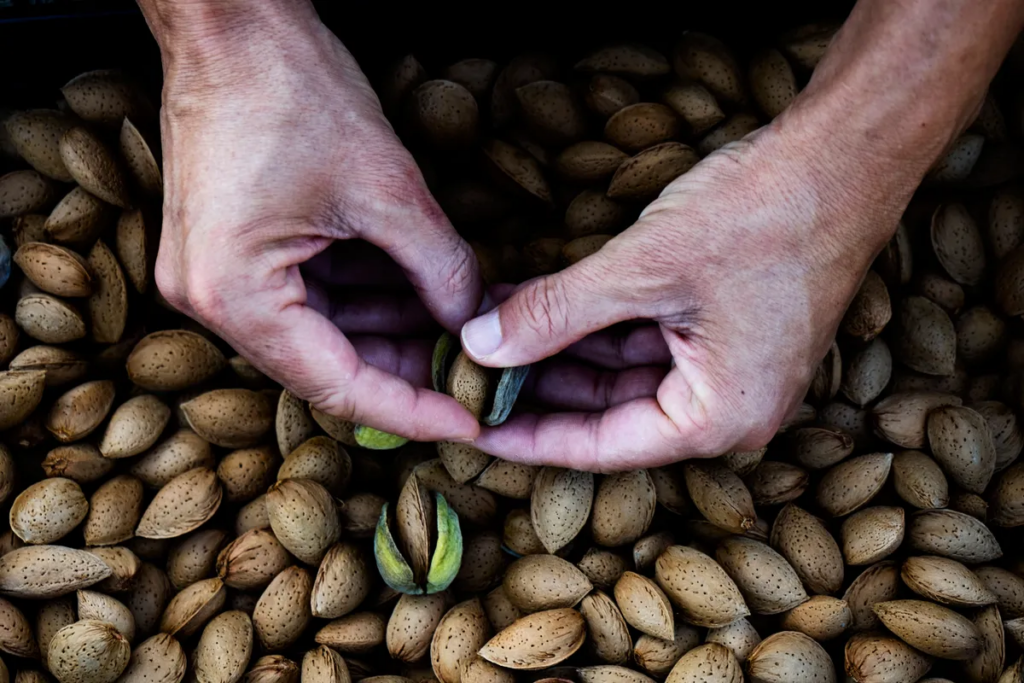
[0, 0, 857, 107]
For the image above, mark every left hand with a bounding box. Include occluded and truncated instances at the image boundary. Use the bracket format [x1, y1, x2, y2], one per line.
[459, 118, 916, 471]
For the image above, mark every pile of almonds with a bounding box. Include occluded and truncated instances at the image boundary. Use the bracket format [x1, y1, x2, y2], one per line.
[0, 19, 1023, 683]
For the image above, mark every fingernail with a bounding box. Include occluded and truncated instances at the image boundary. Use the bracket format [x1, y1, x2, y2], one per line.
[462, 309, 502, 358]
[476, 291, 495, 316]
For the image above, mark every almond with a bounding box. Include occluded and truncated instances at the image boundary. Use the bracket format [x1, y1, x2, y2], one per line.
[903, 556, 997, 607]
[314, 612, 385, 654]
[716, 536, 808, 615]
[409, 80, 479, 149]
[842, 337, 892, 406]
[118, 633, 186, 683]
[632, 624, 702, 678]
[85, 546, 140, 593]
[842, 561, 900, 632]
[744, 461, 809, 506]
[705, 618, 761, 662]
[749, 49, 797, 118]
[0, 596, 38, 658]
[342, 493, 386, 538]
[454, 531, 505, 594]
[14, 242, 93, 297]
[166, 528, 227, 590]
[842, 270, 892, 340]
[44, 186, 111, 246]
[47, 620, 130, 683]
[841, 506, 905, 566]
[962, 603, 1004, 683]
[136, 467, 222, 540]
[46, 380, 116, 443]
[661, 83, 724, 135]
[252, 566, 312, 651]
[893, 296, 957, 376]
[276, 391, 317, 458]
[478, 608, 583, 670]
[85, 240, 127, 343]
[431, 598, 491, 683]
[974, 401, 1022, 472]
[502, 509, 546, 557]
[300, 645, 349, 683]
[672, 32, 746, 104]
[266, 478, 339, 565]
[0, 545, 111, 598]
[482, 586, 521, 633]
[15, 294, 86, 343]
[584, 74, 640, 118]
[932, 203, 987, 285]
[119, 119, 162, 197]
[604, 103, 679, 152]
[515, 81, 587, 146]
[892, 450, 949, 509]
[649, 466, 689, 514]
[779, 596, 851, 642]
[236, 495, 270, 536]
[216, 528, 290, 592]
[278, 436, 351, 495]
[84, 475, 144, 546]
[218, 446, 279, 504]
[770, 504, 844, 595]
[10, 345, 87, 389]
[697, 113, 760, 155]
[311, 542, 372, 619]
[0, 170, 56, 217]
[36, 596, 74, 661]
[194, 611, 253, 683]
[387, 592, 451, 663]
[908, 509, 1002, 563]
[126, 330, 226, 391]
[634, 531, 675, 573]
[577, 548, 629, 591]
[747, 631, 835, 683]
[874, 392, 962, 449]
[309, 405, 358, 446]
[664, 643, 741, 683]
[654, 545, 749, 628]
[873, 599, 982, 659]
[131, 429, 214, 489]
[531, 467, 594, 553]
[10, 477, 88, 544]
[579, 665, 657, 683]
[606, 142, 699, 202]
[576, 43, 670, 77]
[975, 566, 1024, 617]
[989, 461, 1024, 527]
[160, 577, 225, 638]
[554, 142, 629, 183]
[98, 395, 169, 460]
[181, 389, 273, 449]
[0, 370, 46, 430]
[4, 110, 75, 181]
[591, 470, 656, 547]
[78, 589, 135, 642]
[482, 139, 552, 206]
[927, 406, 997, 494]
[244, 655, 299, 683]
[61, 70, 153, 127]
[115, 209, 152, 294]
[125, 562, 172, 637]
[579, 590, 631, 664]
[844, 632, 933, 683]
[59, 127, 130, 208]
[683, 461, 756, 534]
[613, 571, 674, 640]
[815, 452, 892, 517]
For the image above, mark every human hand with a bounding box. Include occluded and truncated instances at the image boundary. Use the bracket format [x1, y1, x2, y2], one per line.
[149, 4, 482, 442]
[460, 117, 918, 470]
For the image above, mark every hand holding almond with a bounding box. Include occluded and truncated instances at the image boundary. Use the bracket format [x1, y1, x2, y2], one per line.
[137, 0, 483, 443]
[463, 0, 1024, 469]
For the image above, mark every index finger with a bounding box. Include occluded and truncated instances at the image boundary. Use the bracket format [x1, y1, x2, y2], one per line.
[472, 366, 744, 471]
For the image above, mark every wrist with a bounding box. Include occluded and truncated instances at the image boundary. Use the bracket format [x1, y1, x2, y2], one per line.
[137, 0, 323, 88]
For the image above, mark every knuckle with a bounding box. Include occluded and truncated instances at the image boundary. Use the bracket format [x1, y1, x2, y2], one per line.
[182, 263, 229, 324]
[154, 254, 187, 312]
[440, 244, 476, 296]
[518, 277, 572, 339]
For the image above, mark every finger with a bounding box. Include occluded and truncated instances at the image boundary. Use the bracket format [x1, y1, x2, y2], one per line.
[473, 366, 742, 471]
[306, 282, 437, 335]
[214, 267, 479, 442]
[461, 249, 635, 368]
[301, 241, 410, 288]
[348, 336, 434, 387]
[355, 163, 484, 333]
[526, 359, 665, 411]
[564, 324, 672, 369]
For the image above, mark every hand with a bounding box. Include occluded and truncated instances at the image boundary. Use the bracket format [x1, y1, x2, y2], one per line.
[461, 119, 912, 471]
[152, 9, 482, 442]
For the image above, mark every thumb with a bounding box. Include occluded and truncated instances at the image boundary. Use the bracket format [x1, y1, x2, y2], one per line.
[461, 254, 632, 367]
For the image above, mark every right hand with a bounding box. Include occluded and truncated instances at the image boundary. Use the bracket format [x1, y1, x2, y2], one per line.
[150, 5, 483, 442]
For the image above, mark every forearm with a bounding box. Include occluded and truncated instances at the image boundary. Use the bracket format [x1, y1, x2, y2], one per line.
[135, 0, 324, 80]
[786, 0, 1024, 199]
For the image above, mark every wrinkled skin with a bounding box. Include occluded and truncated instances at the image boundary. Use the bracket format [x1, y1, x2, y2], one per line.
[153, 15, 482, 442]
